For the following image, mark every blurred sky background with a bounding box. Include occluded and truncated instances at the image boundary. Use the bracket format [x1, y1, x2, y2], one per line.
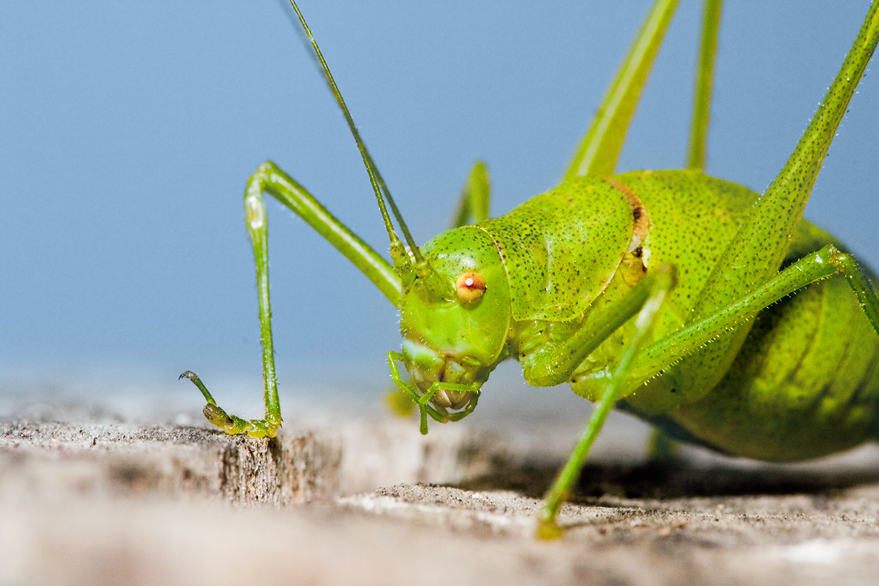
[1, 1, 877, 411]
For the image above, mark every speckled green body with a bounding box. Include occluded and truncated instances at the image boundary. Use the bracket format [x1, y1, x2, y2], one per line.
[451, 169, 879, 461]
[610, 171, 879, 461]
[178, 0, 879, 539]
[182, 2, 879, 515]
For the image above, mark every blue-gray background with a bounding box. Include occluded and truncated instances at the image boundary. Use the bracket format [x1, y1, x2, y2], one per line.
[2, 1, 877, 404]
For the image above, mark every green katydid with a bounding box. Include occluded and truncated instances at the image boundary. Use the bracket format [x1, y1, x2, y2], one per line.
[181, 0, 879, 537]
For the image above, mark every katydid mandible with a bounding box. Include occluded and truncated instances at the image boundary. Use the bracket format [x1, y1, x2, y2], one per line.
[181, 0, 879, 537]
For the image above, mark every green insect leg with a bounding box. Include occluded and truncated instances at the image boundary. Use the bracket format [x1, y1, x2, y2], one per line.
[181, 162, 403, 438]
[246, 162, 401, 305]
[629, 246, 879, 394]
[178, 370, 276, 438]
[678, 1, 879, 393]
[522, 266, 676, 388]
[536, 266, 676, 539]
[178, 175, 282, 438]
[686, 0, 723, 171]
[537, 245, 879, 536]
[447, 161, 491, 229]
[538, 246, 879, 538]
[564, 0, 680, 180]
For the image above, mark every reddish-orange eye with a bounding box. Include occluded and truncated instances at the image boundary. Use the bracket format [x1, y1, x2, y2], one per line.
[455, 272, 486, 303]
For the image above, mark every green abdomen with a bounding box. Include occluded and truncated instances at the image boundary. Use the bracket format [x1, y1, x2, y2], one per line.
[601, 170, 879, 461]
[656, 221, 879, 461]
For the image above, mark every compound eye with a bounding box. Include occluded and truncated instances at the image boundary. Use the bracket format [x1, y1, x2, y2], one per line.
[455, 272, 486, 303]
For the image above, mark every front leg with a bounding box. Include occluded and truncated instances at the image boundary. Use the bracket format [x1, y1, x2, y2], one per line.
[521, 266, 676, 538]
[179, 371, 279, 438]
[181, 162, 403, 437]
[520, 266, 677, 388]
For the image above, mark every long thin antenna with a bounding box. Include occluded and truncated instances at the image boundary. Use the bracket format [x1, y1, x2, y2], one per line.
[289, 1, 423, 264]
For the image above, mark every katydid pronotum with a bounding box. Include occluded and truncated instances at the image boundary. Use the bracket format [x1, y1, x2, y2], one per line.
[181, 0, 879, 536]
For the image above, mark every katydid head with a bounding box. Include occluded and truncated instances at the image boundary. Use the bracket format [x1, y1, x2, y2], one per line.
[395, 227, 512, 427]
[284, 1, 507, 431]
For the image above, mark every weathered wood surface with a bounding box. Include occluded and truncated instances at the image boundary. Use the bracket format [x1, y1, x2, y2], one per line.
[1, 392, 878, 586]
